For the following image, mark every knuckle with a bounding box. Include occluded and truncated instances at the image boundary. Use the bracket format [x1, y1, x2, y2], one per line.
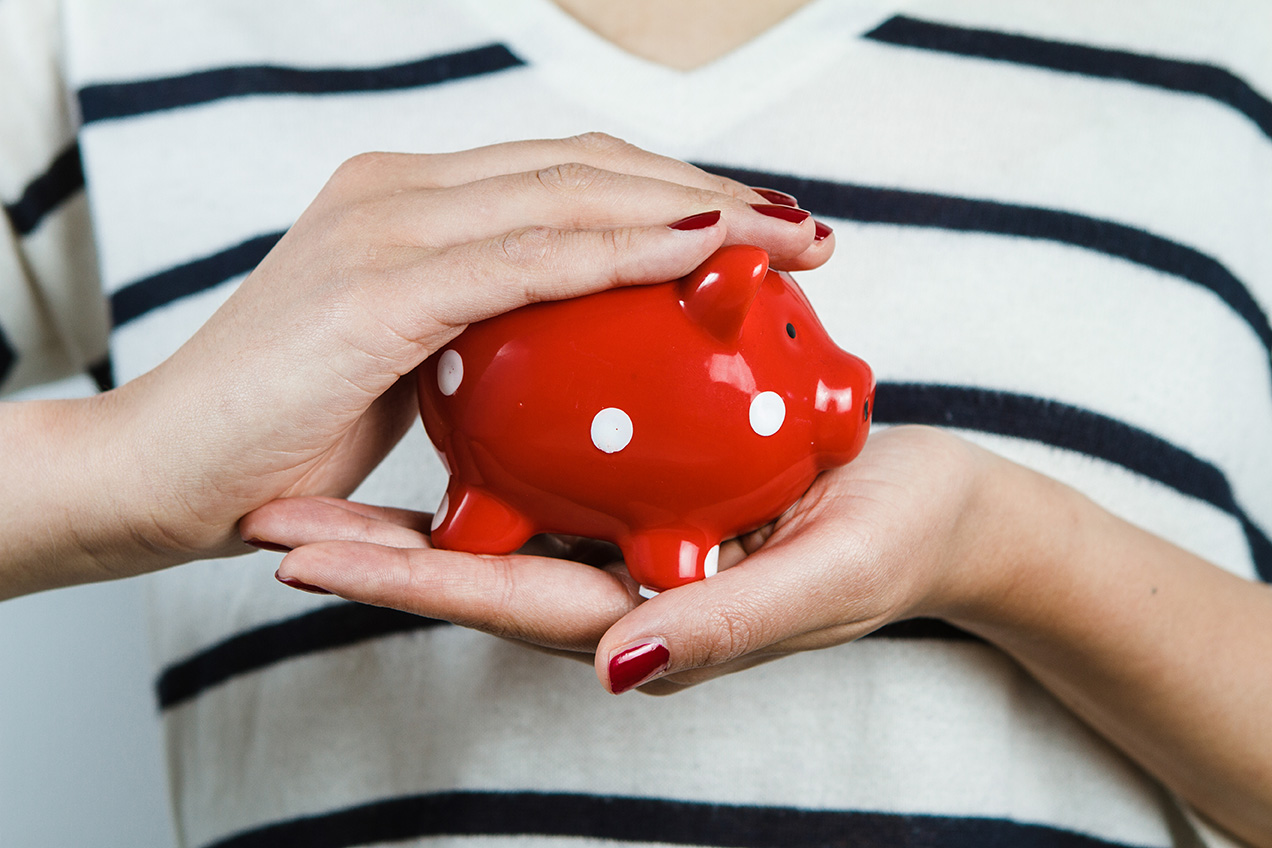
[712, 174, 754, 200]
[430, 556, 522, 639]
[476, 558, 524, 638]
[331, 151, 391, 185]
[567, 131, 631, 157]
[700, 602, 767, 664]
[323, 151, 420, 210]
[535, 161, 602, 195]
[599, 225, 634, 257]
[687, 164, 752, 198]
[497, 225, 559, 270]
[590, 228, 635, 287]
[340, 195, 389, 232]
[396, 549, 437, 604]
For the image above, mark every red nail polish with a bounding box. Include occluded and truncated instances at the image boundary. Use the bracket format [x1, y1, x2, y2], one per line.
[750, 203, 811, 225]
[814, 220, 834, 241]
[246, 537, 292, 553]
[609, 640, 670, 694]
[275, 572, 333, 595]
[753, 188, 798, 207]
[668, 210, 721, 231]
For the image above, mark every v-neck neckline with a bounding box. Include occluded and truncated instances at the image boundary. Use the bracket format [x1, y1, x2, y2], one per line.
[458, 0, 905, 146]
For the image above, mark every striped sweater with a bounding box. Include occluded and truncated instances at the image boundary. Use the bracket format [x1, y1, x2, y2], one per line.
[3, 1, 1269, 846]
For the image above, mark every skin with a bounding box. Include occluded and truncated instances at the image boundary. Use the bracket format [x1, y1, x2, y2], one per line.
[551, 0, 813, 70]
[1, 133, 830, 599]
[4, 3, 1270, 845]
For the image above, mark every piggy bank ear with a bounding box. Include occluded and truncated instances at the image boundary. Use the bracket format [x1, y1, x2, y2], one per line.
[677, 244, 769, 343]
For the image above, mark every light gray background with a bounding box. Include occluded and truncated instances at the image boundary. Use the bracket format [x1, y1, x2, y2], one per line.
[1, 375, 176, 847]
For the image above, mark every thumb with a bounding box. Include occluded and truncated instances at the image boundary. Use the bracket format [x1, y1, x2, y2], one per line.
[592, 536, 858, 694]
[592, 488, 913, 695]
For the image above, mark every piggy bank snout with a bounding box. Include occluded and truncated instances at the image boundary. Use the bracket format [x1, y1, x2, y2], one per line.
[812, 351, 875, 465]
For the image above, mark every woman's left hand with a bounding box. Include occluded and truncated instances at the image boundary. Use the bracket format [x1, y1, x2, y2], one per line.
[243, 421, 1272, 845]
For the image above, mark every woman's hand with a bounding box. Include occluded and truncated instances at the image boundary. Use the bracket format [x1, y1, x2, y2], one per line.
[239, 426, 995, 683]
[1, 133, 835, 598]
[241, 424, 1272, 845]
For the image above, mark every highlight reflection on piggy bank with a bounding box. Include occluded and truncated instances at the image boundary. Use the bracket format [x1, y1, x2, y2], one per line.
[418, 245, 874, 595]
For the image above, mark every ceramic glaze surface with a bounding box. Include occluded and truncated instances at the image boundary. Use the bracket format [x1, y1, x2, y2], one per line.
[418, 245, 874, 592]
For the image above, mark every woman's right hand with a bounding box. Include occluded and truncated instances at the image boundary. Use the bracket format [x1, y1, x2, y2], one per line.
[2, 133, 832, 599]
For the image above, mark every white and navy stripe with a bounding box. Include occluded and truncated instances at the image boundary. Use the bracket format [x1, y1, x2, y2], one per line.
[203, 790, 1142, 848]
[864, 15, 1272, 139]
[2, 143, 85, 238]
[76, 43, 525, 126]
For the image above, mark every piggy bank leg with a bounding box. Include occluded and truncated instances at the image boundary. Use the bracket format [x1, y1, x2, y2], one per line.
[621, 529, 722, 597]
[430, 484, 536, 555]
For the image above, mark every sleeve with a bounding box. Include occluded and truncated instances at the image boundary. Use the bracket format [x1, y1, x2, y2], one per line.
[0, 0, 108, 396]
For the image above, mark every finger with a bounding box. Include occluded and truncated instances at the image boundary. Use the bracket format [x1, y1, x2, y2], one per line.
[276, 541, 640, 652]
[240, 497, 433, 550]
[741, 187, 837, 273]
[396, 165, 820, 264]
[296, 496, 432, 529]
[326, 136, 764, 204]
[594, 487, 887, 693]
[401, 216, 728, 331]
[324, 142, 833, 270]
[253, 213, 728, 386]
[418, 133, 766, 201]
[771, 220, 834, 273]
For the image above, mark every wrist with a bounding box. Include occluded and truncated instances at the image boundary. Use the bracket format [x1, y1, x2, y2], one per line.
[0, 387, 197, 600]
[1, 395, 131, 597]
[918, 445, 1090, 634]
[88, 375, 231, 568]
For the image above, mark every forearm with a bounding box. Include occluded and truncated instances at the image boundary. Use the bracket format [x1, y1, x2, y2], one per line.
[944, 455, 1272, 846]
[0, 393, 173, 599]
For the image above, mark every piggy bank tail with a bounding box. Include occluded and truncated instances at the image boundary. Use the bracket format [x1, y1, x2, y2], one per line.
[620, 529, 722, 597]
[430, 484, 537, 555]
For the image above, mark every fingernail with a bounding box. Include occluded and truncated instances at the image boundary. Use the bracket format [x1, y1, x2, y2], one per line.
[608, 639, 670, 694]
[275, 572, 333, 595]
[750, 203, 811, 225]
[245, 537, 292, 553]
[668, 210, 721, 231]
[814, 220, 834, 241]
[752, 188, 798, 207]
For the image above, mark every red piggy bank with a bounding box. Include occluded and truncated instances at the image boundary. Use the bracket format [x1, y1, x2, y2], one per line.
[418, 244, 874, 595]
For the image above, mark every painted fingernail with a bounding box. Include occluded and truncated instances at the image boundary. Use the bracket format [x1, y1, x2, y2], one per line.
[608, 639, 670, 694]
[275, 572, 333, 595]
[668, 210, 721, 231]
[814, 220, 834, 241]
[753, 188, 798, 207]
[245, 537, 292, 553]
[750, 203, 811, 225]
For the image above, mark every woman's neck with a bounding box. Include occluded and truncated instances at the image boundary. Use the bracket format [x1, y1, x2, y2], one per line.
[552, 0, 814, 70]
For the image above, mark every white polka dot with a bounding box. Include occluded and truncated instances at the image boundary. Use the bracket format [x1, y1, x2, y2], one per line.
[638, 586, 660, 599]
[591, 407, 633, 453]
[704, 544, 720, 578]
[749, 391, 785, 437]
[431, 492, 450, 531]
[437, 350, 463, 396]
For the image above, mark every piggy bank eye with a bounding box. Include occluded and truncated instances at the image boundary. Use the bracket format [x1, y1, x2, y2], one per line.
[785, 322, 796, 339]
